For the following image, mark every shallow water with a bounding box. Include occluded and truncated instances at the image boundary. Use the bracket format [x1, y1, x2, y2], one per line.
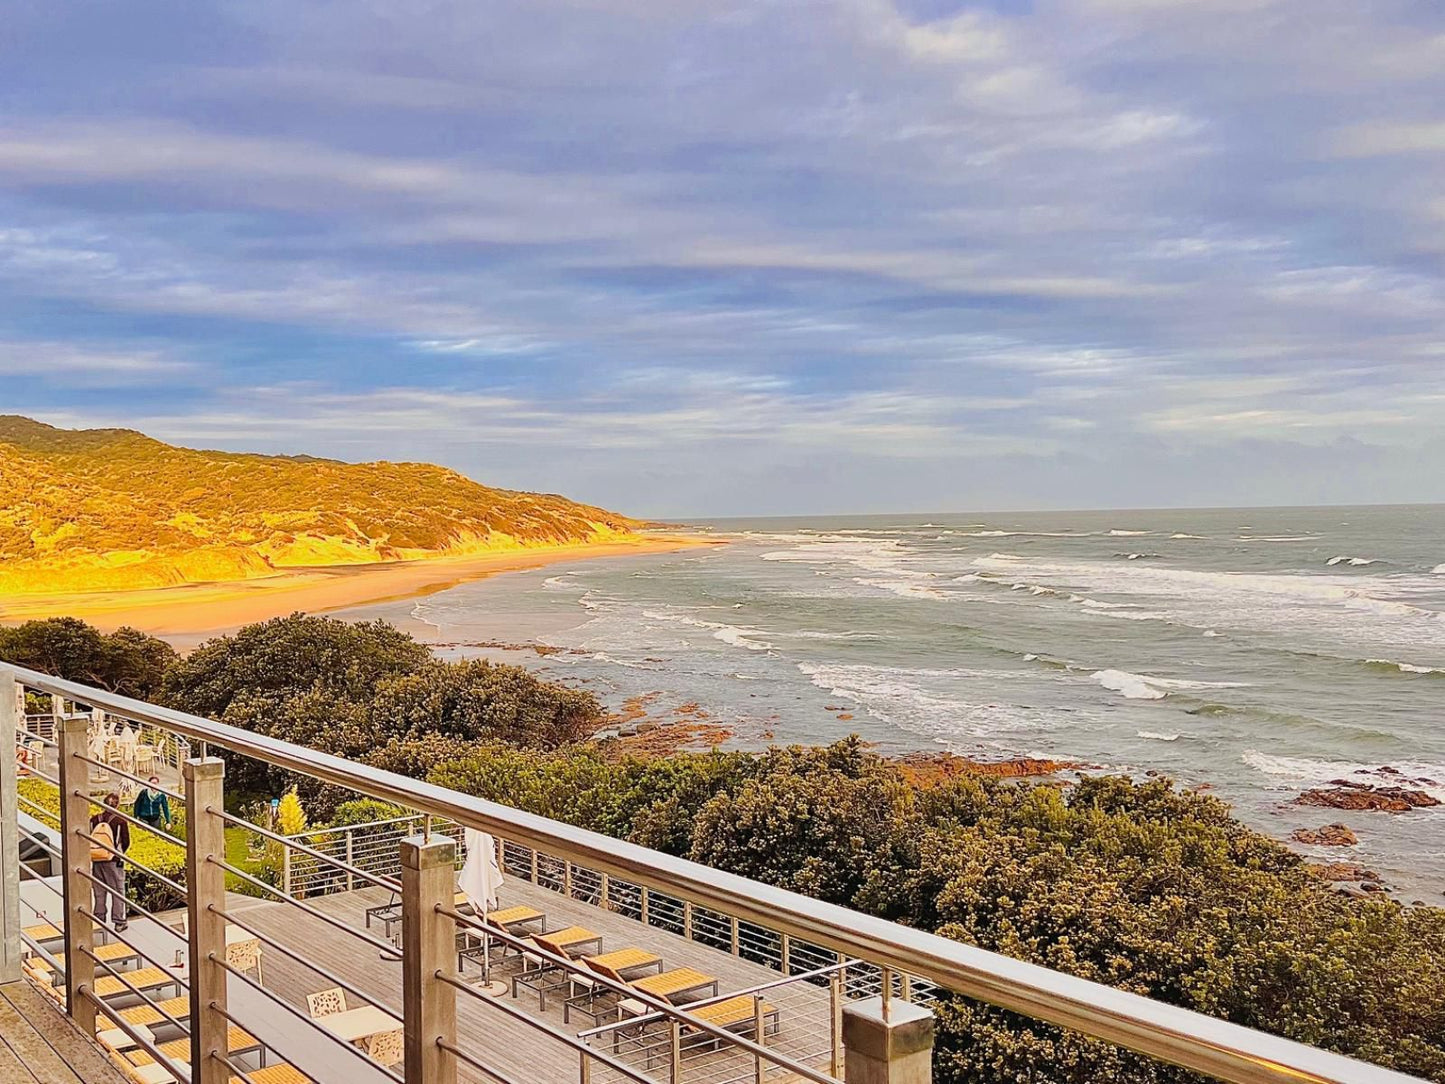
[351, 505, 1445, 901]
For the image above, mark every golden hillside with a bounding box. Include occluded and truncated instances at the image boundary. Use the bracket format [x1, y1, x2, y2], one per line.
[0, 416, 640, 595]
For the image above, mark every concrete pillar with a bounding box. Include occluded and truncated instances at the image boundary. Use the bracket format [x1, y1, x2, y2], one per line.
[400, 834, 458, 1084]
[185, 758, 229, 1084]
[842, 995, 934, 1084]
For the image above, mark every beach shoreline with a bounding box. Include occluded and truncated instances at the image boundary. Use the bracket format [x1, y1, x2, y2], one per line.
[0, 534, 713, 645]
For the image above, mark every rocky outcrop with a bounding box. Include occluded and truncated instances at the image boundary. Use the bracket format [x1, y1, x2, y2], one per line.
[1291, 823, 1358, 846]
[1294, 780, 1440, 812]
[896, 751, 1083, 786]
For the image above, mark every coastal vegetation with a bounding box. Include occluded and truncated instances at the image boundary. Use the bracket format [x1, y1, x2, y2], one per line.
[6, 615, 1444, 1082]
[0, 415, 638, 596]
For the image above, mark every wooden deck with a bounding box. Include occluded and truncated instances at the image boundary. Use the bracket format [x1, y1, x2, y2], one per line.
[225, 875, 835, 1084]
[12, 870, 836, 1084]
[0, 979, 129, 1084]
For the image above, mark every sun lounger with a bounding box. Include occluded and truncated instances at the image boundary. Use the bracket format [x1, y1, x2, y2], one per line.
[127, 1026, 264, 1068]
[28, 941, 140, 977]
[117, 996, 191, 1030]
[95, 966, 184, 1001]
[229, 1065, 311, 1084]
[563, 948, 663, 1024]
[456, 904, 548, 971]
[22, 923, 63, 943]
[511, 928, 604, 1008]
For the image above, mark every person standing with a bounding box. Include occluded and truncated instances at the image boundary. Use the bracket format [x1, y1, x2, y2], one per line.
[133, 777, 171, 832]
[91, 793, 131, 932]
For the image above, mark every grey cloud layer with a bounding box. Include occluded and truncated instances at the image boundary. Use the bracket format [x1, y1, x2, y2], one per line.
[1, 0, 1442, 512]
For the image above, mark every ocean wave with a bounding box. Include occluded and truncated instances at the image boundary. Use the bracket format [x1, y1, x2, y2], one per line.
[796, 662, 1050, 737]
[1236, 535, 1320, 542]
[1094, 669, 1249, 700]
[1109, 529, 1153, 536]
[1364, 658, 1445, 676]
[1137, 731, 1180, 741]
[789, 630, 889, 641]
[1169, 533, 1205, 539]
[641, 608, 775, 651]
[854, 577, 948, 600]
[1326, 556, 1377, 567]
[542, 575, 579, 590]
[969, 554, 1445, 629]
[1202, 629, 1220, 637]
[1433, 564, 1445, 575]
[1240, 751, 1445, 800]
[1116, 552, 1163, 560]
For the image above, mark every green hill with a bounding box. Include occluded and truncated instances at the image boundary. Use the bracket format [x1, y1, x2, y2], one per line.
[0, 416, 638, 595]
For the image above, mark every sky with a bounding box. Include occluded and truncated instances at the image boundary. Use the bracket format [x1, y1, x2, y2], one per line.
[2, 1, 1444, 517]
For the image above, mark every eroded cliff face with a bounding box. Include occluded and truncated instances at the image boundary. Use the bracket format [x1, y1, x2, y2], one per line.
[0, 416, 638, 595]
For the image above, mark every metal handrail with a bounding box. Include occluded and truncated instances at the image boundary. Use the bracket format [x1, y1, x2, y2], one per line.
[2, 663, 1429, 1084]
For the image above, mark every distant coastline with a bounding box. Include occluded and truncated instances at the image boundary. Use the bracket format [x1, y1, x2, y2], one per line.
[0, 533, 713, 647]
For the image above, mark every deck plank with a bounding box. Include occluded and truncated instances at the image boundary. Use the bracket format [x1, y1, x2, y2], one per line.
[219, 876, 834, 1084]
[0, 980, 129, 1084]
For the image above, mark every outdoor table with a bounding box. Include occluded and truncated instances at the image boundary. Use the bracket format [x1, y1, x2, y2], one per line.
[315, 1004, 403, 1045]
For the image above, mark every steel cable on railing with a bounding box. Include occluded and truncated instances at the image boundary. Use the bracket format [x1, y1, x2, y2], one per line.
[211, 806, 403, 894]
[68, 751, 187, 803]
[207, 955, 405, 1084]
[69, 823, 190, 899]
[211, 905, 397, 1018]
[434, 1037, 531, 1084]
[80, 990, 195, 1084]
[436, 903, 839, 1084]
[433, 974, 654, 1084]
[207, 1044, 262, 1084]
[206, 856, 403, 959]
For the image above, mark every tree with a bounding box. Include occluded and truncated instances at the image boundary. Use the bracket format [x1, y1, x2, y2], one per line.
[162, 613, 431, 718]
[0, 617, 177, 699]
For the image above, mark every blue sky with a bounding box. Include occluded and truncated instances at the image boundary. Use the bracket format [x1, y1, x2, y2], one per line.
[2, 1, 1443, 516]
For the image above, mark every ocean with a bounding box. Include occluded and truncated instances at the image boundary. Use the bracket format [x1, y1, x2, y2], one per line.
[349, 505, 1445, 900]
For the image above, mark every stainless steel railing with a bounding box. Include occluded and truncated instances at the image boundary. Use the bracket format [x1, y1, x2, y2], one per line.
[2, 662, 1433, 1084]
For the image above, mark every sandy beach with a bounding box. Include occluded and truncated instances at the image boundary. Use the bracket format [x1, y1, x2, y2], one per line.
[0, 535, 709, 645]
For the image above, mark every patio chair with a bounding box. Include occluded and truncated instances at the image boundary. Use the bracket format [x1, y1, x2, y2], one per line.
[306, 987, 347, 1018]
[226, 932, 265, 985]
[362, 1028, 405, 1068]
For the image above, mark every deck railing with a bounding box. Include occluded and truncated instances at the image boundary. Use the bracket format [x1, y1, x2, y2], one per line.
[1, 661, 1433, 1084]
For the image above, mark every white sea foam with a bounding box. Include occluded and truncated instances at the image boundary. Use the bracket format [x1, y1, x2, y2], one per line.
[1240, 751, 1445, 801]
[1169, 533, 1204, 539]
[1367, 658, 1445, 675]
[1095, 669, 1165, 699]
[1109, 529, 1152, 536]
[1203, 629, 1220, 637]
[642, 608, 775, 651]
[542, 575, 578, 590]
[1137, 731, 1180, 741]
[1327, 556, 1377, 567]
[1433, 564, 1445, 575]
[854, 577, 948, 600]
[1094, 669, 1249, 700]
[1237, 535, 1319, 542]
[797, 662, 1050, 737]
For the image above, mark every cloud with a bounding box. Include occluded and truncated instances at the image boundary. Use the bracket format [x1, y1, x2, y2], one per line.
[0, 0, 1442, 512]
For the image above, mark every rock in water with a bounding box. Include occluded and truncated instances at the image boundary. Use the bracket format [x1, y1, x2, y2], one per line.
[1292, 823, 1358, 846]
[1294, 785, 1440, 812]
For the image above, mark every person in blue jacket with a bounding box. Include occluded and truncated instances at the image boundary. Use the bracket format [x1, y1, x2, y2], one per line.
[133, 776, 172, 831]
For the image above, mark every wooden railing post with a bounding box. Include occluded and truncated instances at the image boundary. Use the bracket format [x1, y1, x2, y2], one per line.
[57, 712, 96, 1035]
[842, 995, 934, 1084]
[1, 672, 20, 984]
[401, 834, 457, 1084]
[185, 757, 229, 1084]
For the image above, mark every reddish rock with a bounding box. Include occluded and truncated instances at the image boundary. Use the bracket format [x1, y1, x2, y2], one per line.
[1291, 823, 1359, 846]
[1294, 785, 1440, 812]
